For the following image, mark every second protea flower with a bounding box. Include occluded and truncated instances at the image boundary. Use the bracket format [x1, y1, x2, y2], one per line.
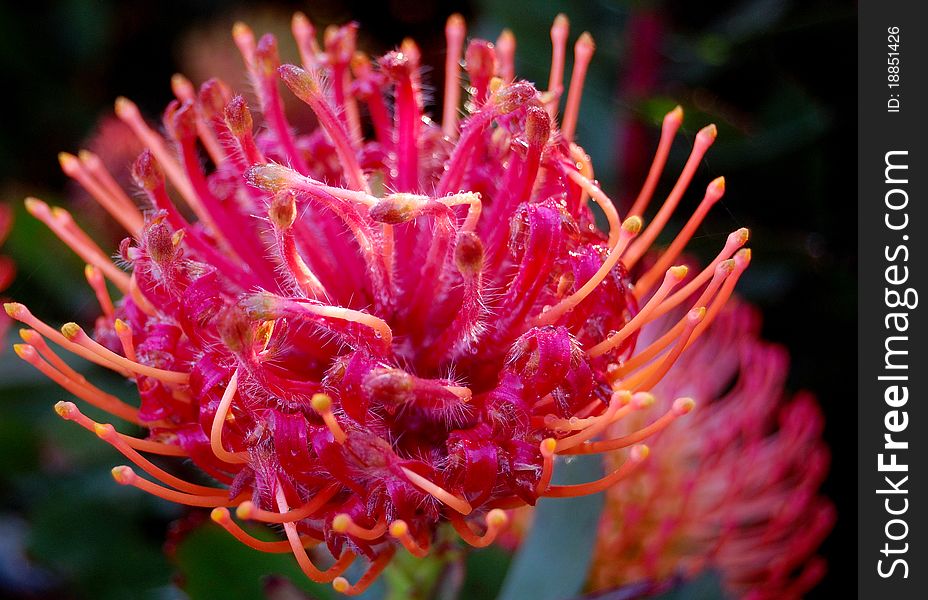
[9, 12, 751, 594]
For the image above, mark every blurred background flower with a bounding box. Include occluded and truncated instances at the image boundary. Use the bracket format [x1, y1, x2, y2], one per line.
[0, 0, 854, 598]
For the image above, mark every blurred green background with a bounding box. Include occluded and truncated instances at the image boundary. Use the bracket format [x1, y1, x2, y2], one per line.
[0, 0, 854, 598]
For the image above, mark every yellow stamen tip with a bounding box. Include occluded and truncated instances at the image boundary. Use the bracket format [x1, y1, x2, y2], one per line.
[5, 302, 23, 317]
[61, 322, 82, 340]
[12, 344, 32, 359]
[710, 176, 725, 193]
[232, 21, 253, 40]
[58, 152, 78, 171]
[114, 96, 135, 117]
[622, 216, 643, 235]
[311, 393, 332, 413]
[540, 438, 557, 456]
[389, 520, 409, 538]
[632, 392, 655, 409]
[717, 259, 736, 275]
[667, 105, 684, 123]
[114, 319, 130, 334]
[93, 423, 111, 438]
[210, 507, 229, 523]
[674, 397, 696, 415]
[487, 509, 508, 528]
[700, 123, 718, 140]
[332, 577, 350, 593]
[332, 513, 351, 533]
[736, 248, 752, 264]
[111, 465, 134, 484]
[631, 444, 650, 461]
[23, 197, 44, 215]
[613, 390, 633, 406]
[447, 13, 465, 30]
[689, 306, 707, 322]
[668, 265, 689, 280]
[54, 401, 75, 419]
[235, 502, 255, 520]
[577, 31, 595, 50]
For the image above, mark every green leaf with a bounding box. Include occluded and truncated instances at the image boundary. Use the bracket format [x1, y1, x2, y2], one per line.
[497, 455, 604, 600]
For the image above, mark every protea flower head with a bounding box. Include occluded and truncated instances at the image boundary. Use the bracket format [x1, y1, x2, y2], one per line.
[8, 12, 752, 595]
[590, 301, 834, 599]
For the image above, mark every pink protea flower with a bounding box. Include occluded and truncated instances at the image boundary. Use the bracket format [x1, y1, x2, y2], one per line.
[8, 12, 752, 595]
[590, 300, 835, 599]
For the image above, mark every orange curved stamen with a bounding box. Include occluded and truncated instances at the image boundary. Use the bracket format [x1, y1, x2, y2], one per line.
[621, 307, 706, 392]
[554, 391, 640, 452]
[543, 445, 650, 497]
[75, 150, 146, 233]
[560, 32, 595, 143]
[683, 249, 752, 351]
[94, 423, 226, 495]
[59, 151, 131, 229]
[112, 466, 236, 507]
[275, 486, 356, 583]
[5, 303, 130, 375]
[210, 508, 319, 553]
[129, 273, 159, 317]
[627, 106, 684, 218]
[113, 319, 137, 363]
[389, 520, 430, 558]
[561, 398, 696, 455]
[536, 438, 557, 495]
[646, 228, 749, 312]
[237, 484, 340, 523]
[399, 467, 472, 515]
[634, 176, 727, 297]
[19, 329, 85, 384]
[210, 370, 249, 464]
[84, 265, 115, 318]
[25, 199, 130, 293]
[450, 509, 509, 548]
[566, 168, 621, 246]
[62, 323, 190, 385]
[536, 216, 640, 326]
[332, 546, 395, 596]
[587, 266, 688, 358]
[616, 259, 734, 380]
[332, 513, 387, 540]
[55, 401, 186, 456]
[15, 345, 141, 424]
[301, 304, 393, 347]
[624, 124, 718, 269]
[311, 393, 347, 444]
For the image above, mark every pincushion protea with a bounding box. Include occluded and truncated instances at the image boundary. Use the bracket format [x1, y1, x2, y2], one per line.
[590, 301, 834, 599]
[7, 12, 752, 595]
